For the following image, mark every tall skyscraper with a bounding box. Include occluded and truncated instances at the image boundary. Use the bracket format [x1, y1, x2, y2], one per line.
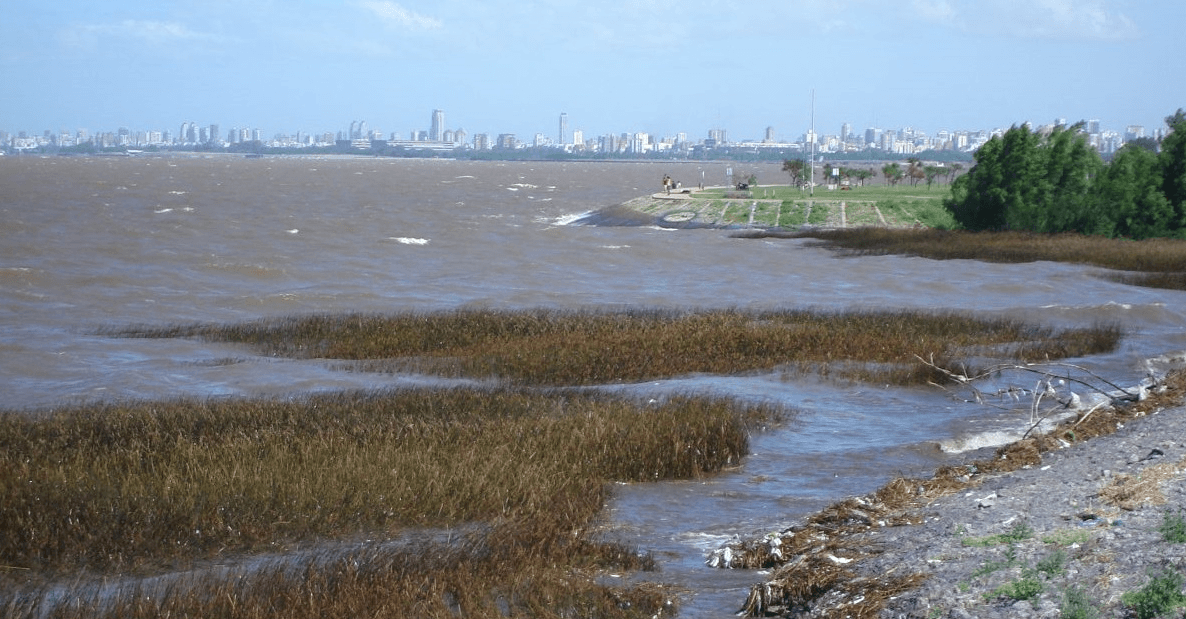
[430, 109, 445, 141]
[559, 112, 568, 145]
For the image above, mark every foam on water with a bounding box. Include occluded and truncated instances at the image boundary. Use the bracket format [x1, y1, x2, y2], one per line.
[390, 237, 430, 245]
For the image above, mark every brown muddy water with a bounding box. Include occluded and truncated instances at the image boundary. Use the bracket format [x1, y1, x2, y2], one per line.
[2, 155, 1184, 616]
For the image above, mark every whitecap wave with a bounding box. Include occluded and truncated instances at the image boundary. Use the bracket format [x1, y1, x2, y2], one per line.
[552, 212, 593, 226]
[154, 208, 173, 214]
[390, 237, 429, 245]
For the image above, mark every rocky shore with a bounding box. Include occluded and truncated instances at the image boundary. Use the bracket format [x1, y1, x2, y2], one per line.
[711, 369, 1186, 618]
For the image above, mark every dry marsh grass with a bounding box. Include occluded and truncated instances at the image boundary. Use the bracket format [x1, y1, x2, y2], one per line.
[7, 307, 1127, 616]
[1, 388, 766, 575]
[112, 307, 1122, 387]
[737, 228, 1186, 290]
[1, 387, 770, 617]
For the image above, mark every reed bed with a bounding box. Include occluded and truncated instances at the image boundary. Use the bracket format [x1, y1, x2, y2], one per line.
[737, 228, 1186, 290]
[113, 307, 1122, 387]
[1, 388, 769, 577]
[1, 387, 773, 616]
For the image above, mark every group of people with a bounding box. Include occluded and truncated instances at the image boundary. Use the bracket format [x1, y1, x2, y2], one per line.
[661, 174, 681, 194]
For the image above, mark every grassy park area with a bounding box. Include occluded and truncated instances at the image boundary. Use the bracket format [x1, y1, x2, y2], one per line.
[619, 183, 958, 229]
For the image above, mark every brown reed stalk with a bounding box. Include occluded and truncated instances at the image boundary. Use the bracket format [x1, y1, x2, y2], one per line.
[739, 228, 1186, 290]
[109, 308, 1122, 387]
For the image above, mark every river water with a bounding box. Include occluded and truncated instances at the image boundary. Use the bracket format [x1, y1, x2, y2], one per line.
[2, 155, 1184, 616]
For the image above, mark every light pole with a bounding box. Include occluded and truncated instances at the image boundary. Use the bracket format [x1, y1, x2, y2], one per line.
[809, 89, 815, 197]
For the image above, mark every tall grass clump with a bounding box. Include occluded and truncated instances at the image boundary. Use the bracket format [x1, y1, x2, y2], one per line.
[0, 388, 775, 576]
[110, 307, 1122, 388]
[753, 228, 1186, 290]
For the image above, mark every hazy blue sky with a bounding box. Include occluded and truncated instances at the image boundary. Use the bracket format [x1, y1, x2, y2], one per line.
[2, 0, 1183, 141]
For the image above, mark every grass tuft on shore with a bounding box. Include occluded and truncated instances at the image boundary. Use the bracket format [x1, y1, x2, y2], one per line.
[1, 387, 776, 616]
[734, 228, 1186, 291]
[1, 388, 772, 576]
[109, 307, 1122, 387]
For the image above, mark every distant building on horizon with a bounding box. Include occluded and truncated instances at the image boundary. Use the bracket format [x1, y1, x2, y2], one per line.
[559, 112, 568, 146]
[430, 109, 445, 141]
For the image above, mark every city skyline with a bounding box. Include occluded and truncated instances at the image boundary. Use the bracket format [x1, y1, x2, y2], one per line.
[2, 1, 1183, 142]
[1, 106, 1165, 158]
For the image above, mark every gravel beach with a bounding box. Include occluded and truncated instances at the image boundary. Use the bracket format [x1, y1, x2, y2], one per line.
[718, 370, 1186, 618]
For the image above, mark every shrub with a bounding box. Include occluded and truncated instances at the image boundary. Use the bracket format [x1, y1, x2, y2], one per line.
[1121, 567, 1186, 619]
[989, 569, 1043, 602]
[1159, 509, 1186, 543]
[1036, 549, 1066, 577]
[1061, 585, 1101, 619]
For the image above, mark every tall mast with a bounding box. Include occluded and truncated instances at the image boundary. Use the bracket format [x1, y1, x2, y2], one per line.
[810, 89, 815, 196]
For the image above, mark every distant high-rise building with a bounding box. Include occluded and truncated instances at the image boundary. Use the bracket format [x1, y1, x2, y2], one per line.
[1088, 119, 1101, 134]
[559, 112, 568, 145]
[765, 126, 776, 143]
[841, 123, 851, 142]
[430, 109, 445, 141]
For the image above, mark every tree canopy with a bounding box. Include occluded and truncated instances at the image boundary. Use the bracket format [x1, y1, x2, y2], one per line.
[945, 111, 1186, 239]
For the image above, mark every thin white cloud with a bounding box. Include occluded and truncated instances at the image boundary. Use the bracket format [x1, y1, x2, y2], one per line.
[1009, 0, 1140, 41]
[356, 1, 443, 30]
[62, 20, 222, 46]
[908, 0, 1141, 41]
[910, 0, 958, 23]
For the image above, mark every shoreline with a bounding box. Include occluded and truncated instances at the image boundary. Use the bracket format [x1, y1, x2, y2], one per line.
[719, 368, 1186, 617]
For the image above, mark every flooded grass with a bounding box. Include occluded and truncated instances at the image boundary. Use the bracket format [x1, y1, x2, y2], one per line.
[112, 307, 1122, 387]
[8, 307, 1125, 616]
[1, 387, 774, 617]
[738, 228, 1186, 291]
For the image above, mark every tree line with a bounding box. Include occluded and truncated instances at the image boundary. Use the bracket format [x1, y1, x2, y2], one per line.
[945, 109, 1186, 239]
[781, 158, 963, 190]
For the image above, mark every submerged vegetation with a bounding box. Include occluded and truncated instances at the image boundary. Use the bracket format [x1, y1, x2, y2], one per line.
[112, 307, 1122, 387]
[4, 306, 1126, 616]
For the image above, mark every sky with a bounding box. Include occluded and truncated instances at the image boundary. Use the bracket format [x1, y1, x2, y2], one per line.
[2, 0, 1183, 142]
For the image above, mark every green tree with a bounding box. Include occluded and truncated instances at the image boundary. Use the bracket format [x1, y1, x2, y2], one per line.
[947, 124, 1102, 233]
[1159, 108, 1186, 232]
[782, 159, 809, 187]
[1025, 124, 1103, 234]
[947, 125, 1042, 230]
[945, 162, 963, 184]
[882, 162, 904, 186]
[923, 165, 945, 189]
[1096, 144, 1173, 238]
